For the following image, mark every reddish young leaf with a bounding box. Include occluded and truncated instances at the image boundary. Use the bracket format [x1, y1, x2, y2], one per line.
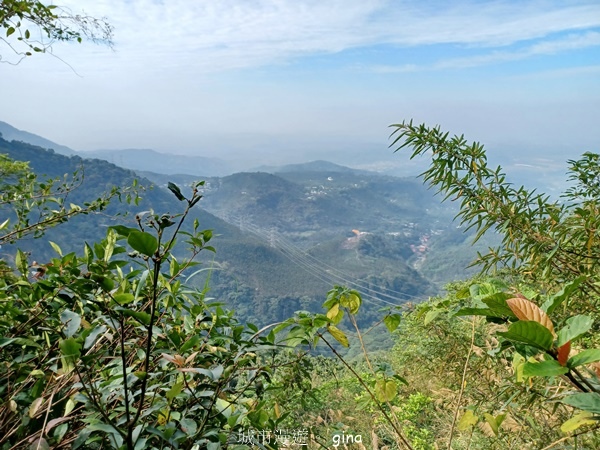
[558, 341, 571, 366]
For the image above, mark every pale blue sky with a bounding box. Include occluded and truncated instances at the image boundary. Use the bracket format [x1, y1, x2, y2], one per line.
[1, 0, 599, 168]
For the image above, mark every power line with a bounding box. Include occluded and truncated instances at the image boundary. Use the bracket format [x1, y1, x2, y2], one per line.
[235, 219, 424, 307]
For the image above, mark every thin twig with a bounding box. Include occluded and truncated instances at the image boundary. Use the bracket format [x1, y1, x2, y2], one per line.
[448, 317, 476, 450]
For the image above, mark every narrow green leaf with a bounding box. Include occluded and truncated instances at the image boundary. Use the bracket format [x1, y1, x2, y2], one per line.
[327, 325, 349, 347]
[135, 269, 150, 299]
[568, 349, 600, 368]
[455, 307, 497, 317]
[562, 392, 600, 414]
[497, 320, 554, 351]
[541, 277, 585, 314]
[109, 225, 138, 237]
[561, 411, 597, 433]
[84, 242, 93, 265]
[424, 309, 442, 325]
[168, 182, 186, 201]
[180, 335, 200, 354]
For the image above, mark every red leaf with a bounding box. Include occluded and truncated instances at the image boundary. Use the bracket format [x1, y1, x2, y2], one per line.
[558, 341, 571, 366]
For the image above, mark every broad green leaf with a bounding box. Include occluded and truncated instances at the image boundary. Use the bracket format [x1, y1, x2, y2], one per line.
[561, 411, 597, 433]
[72, 429, 91, 449]
[180, 418, 197, 436]
[497, 320, 554, 351]
[215, 398, 234, 418]
[59, 338, 81, 360]
[127, 231, 158, 257]
[166, 382, 183, 401]
[60, 310, 81, 338]
[113, 293, 135, 305]
[568, 349, 600, 368]
[542, 277, 585, 314]
[340, 292, 361, 314]
[84, 325, 107, 349]
[482, 293, 517, 319]
[211, 365, 224, 380]
[557, 315, 594, 346]
[562, 392, 600, 414]
[383, 314, 401, 332]
[457, 410, 479, 430]
[117, 307, 151, 326]
[375, 379, 397, 402]
[180, 335, 200, 354]
[327, 325, 349, 347]
[522, 360, 568, 377]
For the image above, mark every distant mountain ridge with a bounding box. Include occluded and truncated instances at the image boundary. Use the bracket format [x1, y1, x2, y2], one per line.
[83, 148, 233, 177]
[0, 121, 77, 156]
[254, 160, 374, 175]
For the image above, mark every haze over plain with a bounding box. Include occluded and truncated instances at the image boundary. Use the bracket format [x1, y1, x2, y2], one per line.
[1, 0, 599, 172]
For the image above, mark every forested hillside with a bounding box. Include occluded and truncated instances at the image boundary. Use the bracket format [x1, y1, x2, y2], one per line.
[2, 121, 600, 449]
[0, 135, 447, 327]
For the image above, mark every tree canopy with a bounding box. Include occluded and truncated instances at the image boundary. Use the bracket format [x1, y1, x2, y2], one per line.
[0, 0, 112, 63]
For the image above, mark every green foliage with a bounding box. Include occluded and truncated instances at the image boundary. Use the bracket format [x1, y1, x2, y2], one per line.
[0, 179, 298, 449]
[391, 121, 600, 446]
[0, 152, 135, 247]
[0, 0, 113, 62]
[390, 121, 600, 298]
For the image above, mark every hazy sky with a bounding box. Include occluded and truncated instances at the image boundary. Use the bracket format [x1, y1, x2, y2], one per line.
[1, 0, 599, 165]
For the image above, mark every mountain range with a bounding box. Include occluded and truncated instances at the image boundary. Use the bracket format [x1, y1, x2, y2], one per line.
[0, 121, 497, 325]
